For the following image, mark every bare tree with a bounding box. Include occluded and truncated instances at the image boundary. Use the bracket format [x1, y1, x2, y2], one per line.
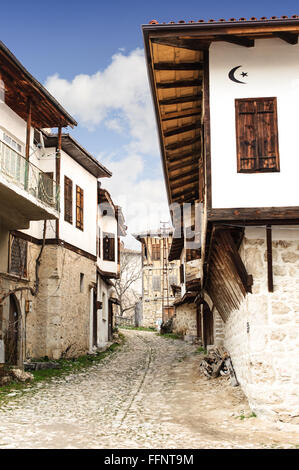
[111, 248, 142, 316]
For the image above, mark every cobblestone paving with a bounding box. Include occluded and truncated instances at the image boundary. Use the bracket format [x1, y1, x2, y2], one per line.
[0, 330, 298, 449]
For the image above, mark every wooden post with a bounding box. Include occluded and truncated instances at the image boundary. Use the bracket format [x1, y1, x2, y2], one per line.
[266, 225, 273, 292]
[56, 126, 62, 239]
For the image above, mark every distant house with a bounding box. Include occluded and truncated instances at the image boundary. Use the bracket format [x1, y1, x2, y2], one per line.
[143, 16, 299, 422]
[134, 229, 180, 327]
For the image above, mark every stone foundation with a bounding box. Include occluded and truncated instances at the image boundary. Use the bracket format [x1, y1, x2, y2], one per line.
[172, 303, 197, 337]
[26, 243, 96, 360]
[222, 227, 299, 423]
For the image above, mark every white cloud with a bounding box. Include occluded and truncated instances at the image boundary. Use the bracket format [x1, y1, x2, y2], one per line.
[45, 48, 169, 249]
[45, 48, 159, 155]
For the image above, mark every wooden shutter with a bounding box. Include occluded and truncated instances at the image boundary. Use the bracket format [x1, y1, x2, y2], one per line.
[64, 176, 73, 223]
[235, 97, 279, 173]
[180, 264, 184, 284]
[76, 185, 84, 230]
[152, 243, 160, 260]
[98, 227, 101, 257]
[9, 235, 27, 277]
[103, 233, 115, 261]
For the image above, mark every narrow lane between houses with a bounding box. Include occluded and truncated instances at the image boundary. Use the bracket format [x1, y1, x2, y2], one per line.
[0, 330, 297, 449]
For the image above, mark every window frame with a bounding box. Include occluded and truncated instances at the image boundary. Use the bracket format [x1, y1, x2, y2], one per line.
[235, 97, 280, 174]
[76, 185, 84, 231]
[64, 175, 73, 224]
[103, 232, 115, 262]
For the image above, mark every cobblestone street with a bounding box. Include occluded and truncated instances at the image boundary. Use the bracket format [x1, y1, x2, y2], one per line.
[0, 330, 298, 449]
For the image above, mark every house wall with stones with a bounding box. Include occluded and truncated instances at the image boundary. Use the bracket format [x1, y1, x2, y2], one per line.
[172, 303, 197, 337]
[222, 226, 299, 423]
[139, 234, 179, 328]
[25, 243, 96, 360]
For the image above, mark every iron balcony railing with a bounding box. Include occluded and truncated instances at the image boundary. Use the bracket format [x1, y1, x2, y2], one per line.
[0, 140, 60, 211]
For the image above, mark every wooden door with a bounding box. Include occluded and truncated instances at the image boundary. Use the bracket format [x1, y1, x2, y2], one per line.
[5, 295, 19, 365]
[203, 302, 214, 348]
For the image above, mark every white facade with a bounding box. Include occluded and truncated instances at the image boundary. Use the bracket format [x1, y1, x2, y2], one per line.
[97, 210, 118, 273]
[210, 38, 299, 209]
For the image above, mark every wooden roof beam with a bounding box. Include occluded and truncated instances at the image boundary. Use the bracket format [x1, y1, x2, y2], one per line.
[169, 168, 198, 182]
[164, 121, 201, 137]
[161, 108, 202, 121]
[274, 32, 298, 44]
[154, 62, 203, 71]
[151, 37, 207, 51]
[159, 94, 202, 105]
[217, 35, 254, 47]
[168, 157, 199, 172]
[157, 79, 202, 89]
[165, 135, 201, 151]
[170, 176, 198, 191]
[167, 150, 200, 162]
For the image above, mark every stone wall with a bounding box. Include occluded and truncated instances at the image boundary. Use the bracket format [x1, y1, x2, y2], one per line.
[222, 227, 299, 423]
[26, 243, 96, 359]
[172, 303, 197, 337]
[142, 299, 162, 328]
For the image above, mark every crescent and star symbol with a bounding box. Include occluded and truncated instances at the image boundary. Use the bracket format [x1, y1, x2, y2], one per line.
[228, 65, 248, 84]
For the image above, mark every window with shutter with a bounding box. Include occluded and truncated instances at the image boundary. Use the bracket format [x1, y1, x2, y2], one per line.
[98, 227, 101, 258]
[235, 97, 279, 173]
[76, 185, 84, 231]
[9, 235, 27, 277]
[152, 243, 160, 261]
[103, 232, 115, 261]
[64, 176, 73, 224]
[180, 264, 185, 284]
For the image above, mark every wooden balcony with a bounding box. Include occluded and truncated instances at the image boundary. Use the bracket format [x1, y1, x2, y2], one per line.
[0, 140, 59, 229]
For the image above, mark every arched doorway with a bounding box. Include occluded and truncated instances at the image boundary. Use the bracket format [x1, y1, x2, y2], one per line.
[4, 294, 20, 365]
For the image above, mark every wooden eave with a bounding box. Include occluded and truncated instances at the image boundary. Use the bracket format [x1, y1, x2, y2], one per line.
[44, 133, 112, 179]
[168, 235, 184, 261]
[0, 41, 77, 129]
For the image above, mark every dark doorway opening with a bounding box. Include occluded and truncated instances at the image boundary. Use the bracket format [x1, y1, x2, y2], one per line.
[5, 294, 20, 365]
[203, 302, 214, 348]
[108, 300, 113, 341]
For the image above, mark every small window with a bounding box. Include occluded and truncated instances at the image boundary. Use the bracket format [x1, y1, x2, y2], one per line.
[76, 185, 84, 231]
[152, 243, 160, 261]
[235, 97, 280, 173]
[64, 176, 73, 224]
[9, 235, 27, 278]
[180, 264, 184, 284]
[103, 233, 115, 261]
[152, 276, 161, 292]
[80, 273, 84, 293]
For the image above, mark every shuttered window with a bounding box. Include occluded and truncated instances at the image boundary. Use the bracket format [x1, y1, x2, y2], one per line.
[103, 232, 115, 261]
[64, 176, 73, 224]
[152, 243, 160, 261]
[235, 97, 279, 173]
[76, 185, 84, 231]
[180, 264, 184, 284]
[9, 235, 27, 278]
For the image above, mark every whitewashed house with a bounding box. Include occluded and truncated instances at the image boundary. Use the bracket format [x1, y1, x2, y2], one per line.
[0, 40, 126, 364]
[0, 40, 76, 365]
[95, 187, 126, 347]
[143, 16, 299, 422]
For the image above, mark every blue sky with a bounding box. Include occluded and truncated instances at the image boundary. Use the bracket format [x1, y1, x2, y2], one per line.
[2, 0, 299, 246]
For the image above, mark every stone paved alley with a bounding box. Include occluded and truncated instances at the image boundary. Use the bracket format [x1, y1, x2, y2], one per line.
[0, 330, 298, 449]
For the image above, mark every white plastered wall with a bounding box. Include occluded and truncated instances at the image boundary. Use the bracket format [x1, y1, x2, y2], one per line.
[209, 38, 299, 209]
